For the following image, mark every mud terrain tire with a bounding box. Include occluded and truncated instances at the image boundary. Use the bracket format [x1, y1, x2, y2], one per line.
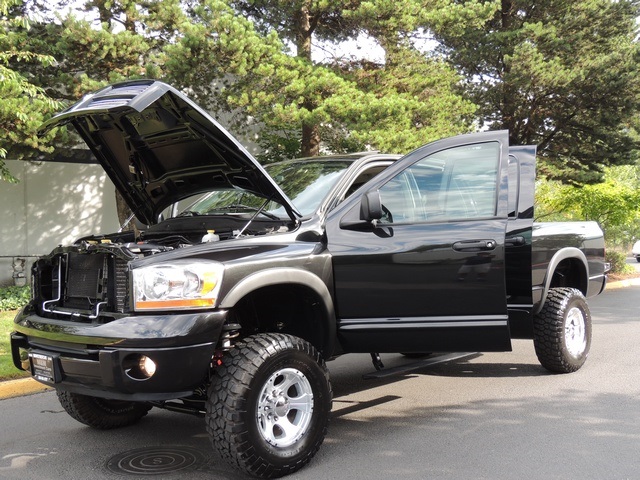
[533, 287, 592, 373]
[57, 391, 151, 429]
[206, 333, 332, 478]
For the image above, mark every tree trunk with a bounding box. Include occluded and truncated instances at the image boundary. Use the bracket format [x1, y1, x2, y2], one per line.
[295, 3, 321, 157]
[301, 121, 321, 157]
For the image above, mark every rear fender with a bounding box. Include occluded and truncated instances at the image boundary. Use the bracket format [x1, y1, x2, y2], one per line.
[535, 247, 588, 314]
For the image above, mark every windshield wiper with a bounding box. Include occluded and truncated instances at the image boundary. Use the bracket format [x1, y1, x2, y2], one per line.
[177, 210, 201, 217]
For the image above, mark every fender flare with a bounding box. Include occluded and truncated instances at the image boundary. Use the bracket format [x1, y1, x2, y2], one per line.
[535, 247, 588, 315]
[219, 268, 336, 357]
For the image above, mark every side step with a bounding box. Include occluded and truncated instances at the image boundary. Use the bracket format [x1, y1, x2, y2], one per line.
[363, 352, 480, 380]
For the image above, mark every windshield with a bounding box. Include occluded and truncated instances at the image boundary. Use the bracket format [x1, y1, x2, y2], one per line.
[180, 160, 353, 218]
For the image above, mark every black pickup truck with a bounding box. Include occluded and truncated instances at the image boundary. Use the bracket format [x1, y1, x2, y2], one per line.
[11, 80, 607, 478]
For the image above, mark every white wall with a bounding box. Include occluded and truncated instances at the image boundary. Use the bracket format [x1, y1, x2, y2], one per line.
[0, 160, 119, 286]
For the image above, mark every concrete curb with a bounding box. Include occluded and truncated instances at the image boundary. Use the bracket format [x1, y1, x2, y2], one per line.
[0, 377, 52, 400]
[2, 276, 639, 400]
[603, 276, 640, 290]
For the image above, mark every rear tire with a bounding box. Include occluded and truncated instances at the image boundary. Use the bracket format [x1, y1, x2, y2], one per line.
[533, 287, 592, 373]
[57, 391, 151, 429]
[206, 333, 332, 478]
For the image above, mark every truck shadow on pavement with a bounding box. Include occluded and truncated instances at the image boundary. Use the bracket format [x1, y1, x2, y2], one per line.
[329, 352, 549, 400]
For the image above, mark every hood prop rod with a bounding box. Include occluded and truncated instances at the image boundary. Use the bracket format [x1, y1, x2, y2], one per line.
[234, 197, 273, 238]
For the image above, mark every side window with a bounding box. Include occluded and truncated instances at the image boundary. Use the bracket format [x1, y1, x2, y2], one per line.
[378, 142, 500, 224]
[378, 171, 425, 223]
[342, 165, 389, 201]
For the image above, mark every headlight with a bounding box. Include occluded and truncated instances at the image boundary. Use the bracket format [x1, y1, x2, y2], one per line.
[132, 261, 223, 311]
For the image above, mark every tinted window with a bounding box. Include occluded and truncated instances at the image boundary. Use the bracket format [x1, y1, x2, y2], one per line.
[378, 142, 500, 223]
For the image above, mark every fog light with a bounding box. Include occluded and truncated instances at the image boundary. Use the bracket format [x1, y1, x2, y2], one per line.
[124, 354, 157, 380]
[139, 356, 156, 377]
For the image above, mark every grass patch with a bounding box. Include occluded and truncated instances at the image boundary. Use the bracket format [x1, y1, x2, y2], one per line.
[0, 310, 29, 381]
[0, 285, 31, 311]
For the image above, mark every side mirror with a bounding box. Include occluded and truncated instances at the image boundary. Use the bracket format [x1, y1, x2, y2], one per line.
[339, 190, 383, 231]
[360, 190, 383, 221]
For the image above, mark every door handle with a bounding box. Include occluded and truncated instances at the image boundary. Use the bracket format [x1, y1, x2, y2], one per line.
[505, 235, 526, 246]
[452, 239, 497, 251]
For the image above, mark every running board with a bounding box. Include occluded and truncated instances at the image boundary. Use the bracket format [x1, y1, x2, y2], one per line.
[362, 352, 479, 379]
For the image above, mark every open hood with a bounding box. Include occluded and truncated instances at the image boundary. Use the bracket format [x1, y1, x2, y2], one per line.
[40, 79, 299, 225]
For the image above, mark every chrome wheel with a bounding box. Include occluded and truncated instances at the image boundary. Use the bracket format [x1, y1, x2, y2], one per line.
[565, 306, 587, 358]
[257, 368, 314, 448]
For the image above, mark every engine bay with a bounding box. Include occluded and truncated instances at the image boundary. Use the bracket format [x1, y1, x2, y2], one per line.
[74, 215, 295, 258]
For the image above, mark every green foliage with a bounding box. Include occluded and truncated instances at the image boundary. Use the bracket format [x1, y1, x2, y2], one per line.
[435, 0, 640, 184]
[535, 164, 640, 249]
[0, 286, 30, 312]
[537, 171, 640, 274]
[255, 128, 302, 164]
[3, 0, 640, 183]
[335, 48, 476, 153]
[0, 309, 29, 380]
[231, 0, 358, 48]
[164, 0, 483, 160]
[605, 250, 636, 276]
[0, 0, 64, 181]
[0, 0, 166, 174]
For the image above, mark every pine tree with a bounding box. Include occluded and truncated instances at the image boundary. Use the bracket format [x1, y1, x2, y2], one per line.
[435, 0, 640, 184]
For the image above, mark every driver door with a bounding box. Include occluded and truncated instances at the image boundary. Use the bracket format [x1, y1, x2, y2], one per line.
[326, 131, 512, 354]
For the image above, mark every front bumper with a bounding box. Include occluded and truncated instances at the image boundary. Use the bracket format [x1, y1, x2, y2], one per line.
[11, 306, 229, 401]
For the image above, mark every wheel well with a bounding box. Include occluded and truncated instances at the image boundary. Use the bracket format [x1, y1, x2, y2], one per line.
[226, 284, 330, 356]
[549, 258, 588, 295]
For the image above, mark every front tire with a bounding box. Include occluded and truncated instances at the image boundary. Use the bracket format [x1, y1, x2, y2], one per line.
[533, 287, 592, 373]
[206, 333, 332, 478]
[57, 391, 151, 429]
